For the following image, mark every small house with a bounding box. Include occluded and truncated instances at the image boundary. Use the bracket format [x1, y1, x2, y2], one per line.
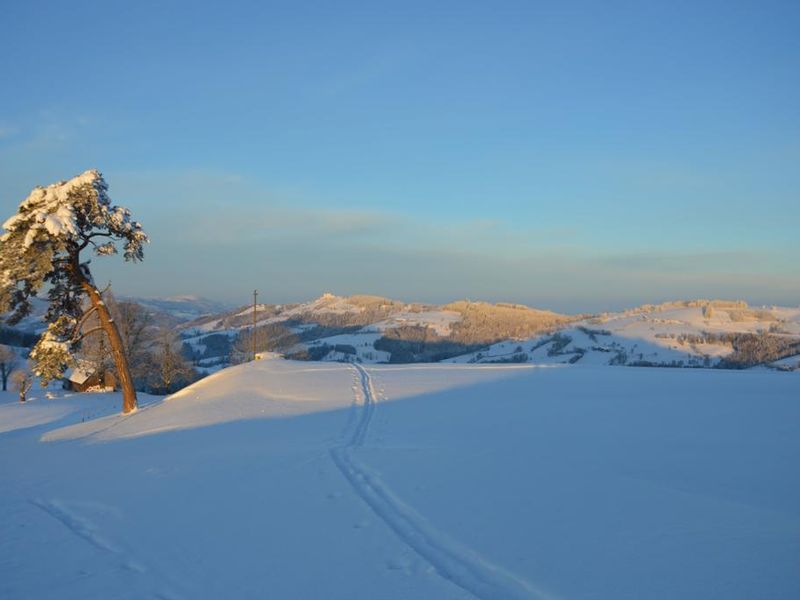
[63, 362, 117, 392]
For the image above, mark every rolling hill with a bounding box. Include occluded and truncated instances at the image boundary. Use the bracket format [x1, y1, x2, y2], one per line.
[180, 295, 800, 372]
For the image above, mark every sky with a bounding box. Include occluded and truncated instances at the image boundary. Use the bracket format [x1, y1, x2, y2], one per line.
[0, 0, 798, 313]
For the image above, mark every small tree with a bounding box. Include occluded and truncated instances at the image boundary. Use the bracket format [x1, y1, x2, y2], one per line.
[0, 345, 18, 391]
[0, 170, 148, 413]
[113, 299, 154, 362]
[12, 370, 33, 403]
[149, 330, 194, 394]
[110, 298, 156, 386]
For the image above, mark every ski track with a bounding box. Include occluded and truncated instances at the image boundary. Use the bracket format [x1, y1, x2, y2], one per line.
[30, 498, 120, 553]
[30, 498, 184, 598]
[330, 363, 554, 600]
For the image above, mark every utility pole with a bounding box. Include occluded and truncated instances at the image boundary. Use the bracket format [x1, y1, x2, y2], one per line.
[252, 289, 258, 361]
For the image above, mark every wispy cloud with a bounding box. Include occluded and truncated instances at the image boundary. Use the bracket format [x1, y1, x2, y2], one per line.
[110, 169, 412, 244]
[83, 168, 800, 311]
[595, 250, 771, 273]
[185, 205, 405, 243]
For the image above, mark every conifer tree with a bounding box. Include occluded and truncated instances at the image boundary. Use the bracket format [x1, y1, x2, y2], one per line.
[0, 170, 148, 412]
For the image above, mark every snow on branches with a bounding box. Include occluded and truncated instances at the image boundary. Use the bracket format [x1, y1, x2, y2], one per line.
[0, 170, 148, 396]
[30, 317, 76, 384]
[1, 169, 147, 260]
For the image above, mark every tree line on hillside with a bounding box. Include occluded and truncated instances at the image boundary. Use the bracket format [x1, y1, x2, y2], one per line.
[374, 325, 486, 363]
[650, 330, 799, 367]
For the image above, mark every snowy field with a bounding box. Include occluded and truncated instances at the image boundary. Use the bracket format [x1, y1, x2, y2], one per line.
[1, 359, 799, 599]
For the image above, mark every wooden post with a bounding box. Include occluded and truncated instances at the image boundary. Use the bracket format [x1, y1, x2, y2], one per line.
[253, 289, 258, 361]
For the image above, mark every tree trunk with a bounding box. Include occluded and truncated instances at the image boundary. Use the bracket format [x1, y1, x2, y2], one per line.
[78, 277, 138, 413]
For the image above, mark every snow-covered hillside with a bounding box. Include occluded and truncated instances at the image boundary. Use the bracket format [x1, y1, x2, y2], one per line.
[2, 358, 799, 599]
[123, 295, 236, 322]
[182, 296, 800, 371]
[182, 293, 470, 336]
[181, 293, 569, 369]
[1, 296, 50, 333]
[448, 301, 800, 370]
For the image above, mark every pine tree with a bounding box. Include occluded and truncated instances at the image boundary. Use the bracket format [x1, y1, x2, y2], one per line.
[0, 170, 148, 412]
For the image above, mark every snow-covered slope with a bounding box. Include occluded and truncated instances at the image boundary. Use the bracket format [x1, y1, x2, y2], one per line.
[447, 301, 800, 369]
[181, 293, 570, 368]
[0, 296, 50, 333]
[123, 295, 236, 322]
[182, 293, 465, 335]
[2, 358, 799, 599]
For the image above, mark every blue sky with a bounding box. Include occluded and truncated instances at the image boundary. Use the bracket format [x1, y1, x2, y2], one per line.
[1, 0, 798, 312]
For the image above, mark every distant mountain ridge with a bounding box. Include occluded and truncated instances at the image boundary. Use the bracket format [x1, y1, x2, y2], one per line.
[179, 293, 800, 372]
[178, 292, 572, 369]
[121, 296, 236, 322]
[1, 295, 236, 334]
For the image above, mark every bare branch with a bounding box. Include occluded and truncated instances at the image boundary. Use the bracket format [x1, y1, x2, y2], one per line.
[73, 326, 105, 343]
[72, 305, 99, 338]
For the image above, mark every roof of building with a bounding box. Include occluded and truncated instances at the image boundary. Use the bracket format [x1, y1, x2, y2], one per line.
[64, 361, 96, 385]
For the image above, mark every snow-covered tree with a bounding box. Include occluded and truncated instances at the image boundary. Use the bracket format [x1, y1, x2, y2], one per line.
[0, 170, 148, 412]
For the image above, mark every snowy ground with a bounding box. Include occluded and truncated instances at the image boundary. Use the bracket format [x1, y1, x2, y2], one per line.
[1, 359, 799, 599]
